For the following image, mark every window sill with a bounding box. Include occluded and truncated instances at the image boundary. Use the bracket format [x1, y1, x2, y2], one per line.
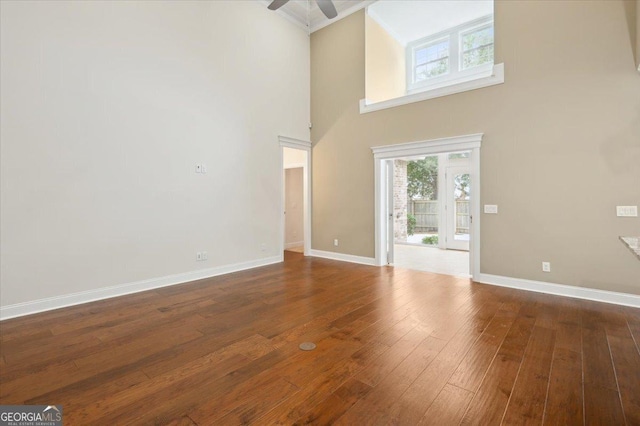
[359, 63, 504, 114]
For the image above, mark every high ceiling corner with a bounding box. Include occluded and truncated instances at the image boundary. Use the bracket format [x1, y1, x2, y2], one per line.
[262, 0, 374, 33]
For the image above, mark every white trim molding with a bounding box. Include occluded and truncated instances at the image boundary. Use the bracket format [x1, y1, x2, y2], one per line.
[279, 136, 312, 150]
[360, 63, 504, 114]
[372, 133, 483, 159]
[0, 256, 282, 321]
[477, 273, 640, 308]
[309, 249, 377, 266]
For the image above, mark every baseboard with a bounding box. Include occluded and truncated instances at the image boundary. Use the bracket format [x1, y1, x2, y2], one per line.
[0, 256, 283, 321]
[7, 258, 633, 320]
[476, 273, 640, 308]
[309, 249, 377, 266]
[285, 241, 304, 249]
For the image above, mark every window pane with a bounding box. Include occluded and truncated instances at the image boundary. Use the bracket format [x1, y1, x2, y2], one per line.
[426, 58, 448, 78]
[462, 27, 493, 51]
[415, 58, 449, 82]
[414, 38, 449, 82]
[461, 26, 494, 69]
[415, 64, 428, 82]
[462, 44, 493, 69]
[415, 48, 428, 66]
[425, 39, 449, 62]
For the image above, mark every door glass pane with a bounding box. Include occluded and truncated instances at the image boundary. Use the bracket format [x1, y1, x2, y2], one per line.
[453, 173, 470, 242]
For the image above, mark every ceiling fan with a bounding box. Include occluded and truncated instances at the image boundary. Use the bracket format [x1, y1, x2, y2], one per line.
[267, 0, 338, 19]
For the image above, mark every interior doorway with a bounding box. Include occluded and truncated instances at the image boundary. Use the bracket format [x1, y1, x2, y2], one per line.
[284, 166, 304, 252]
[372, 134, 482, 279]
[280, 137, 311, 257]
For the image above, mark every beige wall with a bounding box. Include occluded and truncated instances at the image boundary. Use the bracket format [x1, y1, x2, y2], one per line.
[1, 1, 310, 308]
[311, 1, 640, 294]
[365, 13, 406, 103]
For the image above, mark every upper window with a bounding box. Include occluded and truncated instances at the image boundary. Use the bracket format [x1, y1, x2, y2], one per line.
[364, 1, 498, 109]
[407, 16, 494, 93]
[414, 38, 450, 82]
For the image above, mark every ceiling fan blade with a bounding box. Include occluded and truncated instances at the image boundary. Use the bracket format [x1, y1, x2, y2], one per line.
[316, 0, 338, 19]
[268, 0, 290, 11]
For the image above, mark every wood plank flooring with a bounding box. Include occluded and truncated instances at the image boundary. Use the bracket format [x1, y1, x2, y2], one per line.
[1, 251, 639, 425]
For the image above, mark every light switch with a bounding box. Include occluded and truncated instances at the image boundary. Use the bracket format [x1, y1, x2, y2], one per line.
[484, 204, 498, 214]
[617, 206, 638, 217]
[195, 164, 202, 173]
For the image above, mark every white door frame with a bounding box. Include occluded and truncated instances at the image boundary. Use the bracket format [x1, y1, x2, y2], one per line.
[280, 136, 312, 258]
[372, 133, 482, 279]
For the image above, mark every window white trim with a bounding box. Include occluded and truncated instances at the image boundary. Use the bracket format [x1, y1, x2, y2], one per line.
[372, 133, 482, 280]
[406, 15, 494, 94]
[406, 62, 494, 96]
[360, 63, 504, 114]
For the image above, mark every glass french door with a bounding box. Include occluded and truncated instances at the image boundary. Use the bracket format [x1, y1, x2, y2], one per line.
[445, 166, 471, 251]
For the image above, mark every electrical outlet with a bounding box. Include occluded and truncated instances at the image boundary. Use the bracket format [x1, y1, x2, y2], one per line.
[542, 262, 551, 272]
[201, 164, 207, 174]
[202, 251, 208, 260]
[334, 239, 339, 247]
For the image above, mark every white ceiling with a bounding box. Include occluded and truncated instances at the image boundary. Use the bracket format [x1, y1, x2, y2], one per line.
[262, 0, 373, 33]
[262, 0, 492, 40]
[368, 1, 493, 45]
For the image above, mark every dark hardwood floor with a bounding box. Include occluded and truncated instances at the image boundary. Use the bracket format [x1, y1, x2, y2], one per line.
[1, 251, 639, 425]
